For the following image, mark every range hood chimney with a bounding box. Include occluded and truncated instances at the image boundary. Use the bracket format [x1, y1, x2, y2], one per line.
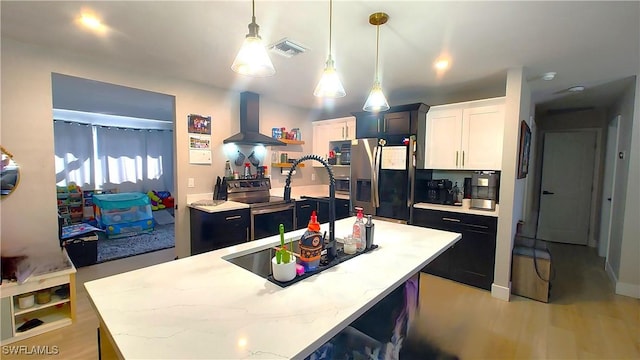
[223, 91, 285, 146]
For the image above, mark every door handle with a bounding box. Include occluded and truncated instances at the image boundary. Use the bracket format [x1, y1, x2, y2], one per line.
[607, 198, 612, 201]
[462, 151, 465, 167]
[225, 215, 242, 220]
[455, 151, 459, 167]
[542, 190, 554, 195]
[342, 127, 345, 139]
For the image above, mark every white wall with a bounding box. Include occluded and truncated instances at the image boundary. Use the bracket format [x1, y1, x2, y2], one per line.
[606, 77, 639, 298]
[1, 38, 317, 259]
[492, 68, 532, 301]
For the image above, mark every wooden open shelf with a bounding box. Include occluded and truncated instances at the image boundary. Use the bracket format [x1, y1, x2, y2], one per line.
[271, 163, 305, 168]
[276, 139, 305, 145]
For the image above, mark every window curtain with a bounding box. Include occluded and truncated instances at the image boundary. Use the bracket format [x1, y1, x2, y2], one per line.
[54, 121, 174, 193]
[54, 121, 94, 188]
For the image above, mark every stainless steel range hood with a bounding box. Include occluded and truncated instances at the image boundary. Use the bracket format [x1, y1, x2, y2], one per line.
[223, 91, 285, 146]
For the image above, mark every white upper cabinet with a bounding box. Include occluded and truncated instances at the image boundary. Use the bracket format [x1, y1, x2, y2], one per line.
[424, 98, 505, 170]
[312, 116, 356, 163]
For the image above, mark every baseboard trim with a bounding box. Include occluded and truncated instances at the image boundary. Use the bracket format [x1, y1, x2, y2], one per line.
[616, 281, 640, 299]
[491, 282, 511, 301]
[605, 260, 617, 283]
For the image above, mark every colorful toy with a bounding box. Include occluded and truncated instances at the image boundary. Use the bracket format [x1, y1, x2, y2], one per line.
[147, 190, 166, 211]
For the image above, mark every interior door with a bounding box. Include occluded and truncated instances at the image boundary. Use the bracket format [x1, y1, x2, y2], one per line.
[537, 131, 596, 244]
[598, 116, 619, 257]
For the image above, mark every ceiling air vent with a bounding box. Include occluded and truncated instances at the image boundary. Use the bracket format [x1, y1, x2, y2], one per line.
[268, 38, 308, 58]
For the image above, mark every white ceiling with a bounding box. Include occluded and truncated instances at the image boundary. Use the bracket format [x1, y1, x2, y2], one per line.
[2, 1, 639, 119]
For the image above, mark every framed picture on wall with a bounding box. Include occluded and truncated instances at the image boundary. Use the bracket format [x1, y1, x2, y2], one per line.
[517, 120, 532, 179]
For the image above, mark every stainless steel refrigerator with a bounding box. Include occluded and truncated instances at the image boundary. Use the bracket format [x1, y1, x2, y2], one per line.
[350, 135, 416, 223]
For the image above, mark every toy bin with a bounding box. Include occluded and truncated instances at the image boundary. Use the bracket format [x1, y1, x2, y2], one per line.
[93, 192, 154, 239]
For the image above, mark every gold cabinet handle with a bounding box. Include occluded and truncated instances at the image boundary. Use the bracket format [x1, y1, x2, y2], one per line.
[462, 151, 465, 167]
[456, 151, 459, 167]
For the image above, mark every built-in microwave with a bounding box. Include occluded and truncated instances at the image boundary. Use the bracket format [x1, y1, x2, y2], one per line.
[335, 178, 350, 194]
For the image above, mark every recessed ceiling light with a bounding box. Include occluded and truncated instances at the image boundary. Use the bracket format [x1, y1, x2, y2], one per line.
[542, 72, 557, 81]
[434, 59, 450, 70]
[567, 85, 585, 92]
[76, 11, 107, 34]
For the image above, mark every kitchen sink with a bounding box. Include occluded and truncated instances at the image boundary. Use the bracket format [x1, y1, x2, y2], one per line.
[225, 238, 302, 280]
[225, 237, 377, 287]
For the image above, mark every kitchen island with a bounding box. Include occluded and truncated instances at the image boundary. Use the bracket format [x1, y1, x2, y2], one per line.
[85, 217, 461, 359]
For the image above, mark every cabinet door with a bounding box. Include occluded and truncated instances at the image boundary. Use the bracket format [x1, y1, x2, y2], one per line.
[345, 118, 356, 140]
[296, 200, 315, 230]
[312, 122, 333, 164]
[335, 198, 351, 219]
[424, 108, 463, 169]
[461, 104, 504, 170]
[411, 208, 453, 276]
[450, 228, 496, 290]
[355, 113, 383, 139]
[383, 111, 412, 135]
[316, 201, 329, 224]
[190, 208, 249, 255]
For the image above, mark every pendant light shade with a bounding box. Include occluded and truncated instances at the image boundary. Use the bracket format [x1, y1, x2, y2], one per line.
[363, 12, 389, 112]
[363, 80, 389, 112]
[231, 0, 275, 77]
[314, 0, 346, 98]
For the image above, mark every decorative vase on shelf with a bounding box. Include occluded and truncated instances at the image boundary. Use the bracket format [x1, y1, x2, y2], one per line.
[271, 255, 297, 282]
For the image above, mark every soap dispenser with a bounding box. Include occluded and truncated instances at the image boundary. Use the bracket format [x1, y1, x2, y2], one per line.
[365, 215, 375, 250]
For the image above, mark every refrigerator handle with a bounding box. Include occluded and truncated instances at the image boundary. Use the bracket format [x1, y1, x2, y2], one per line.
[372, 144, 380, 208]
[408, 137, 416, 210]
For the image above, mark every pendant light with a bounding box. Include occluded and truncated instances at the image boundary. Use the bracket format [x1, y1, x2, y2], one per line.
[231, 0, 276, 77]
[313, 0, 346, 98]
[363, 12, 390, 112]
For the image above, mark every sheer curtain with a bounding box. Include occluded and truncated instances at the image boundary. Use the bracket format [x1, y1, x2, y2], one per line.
[54, 121, 174, 193]
[54, 121, 94, 188]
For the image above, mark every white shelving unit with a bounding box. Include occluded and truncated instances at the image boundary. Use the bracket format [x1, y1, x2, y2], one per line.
[0, 251, 76, 345]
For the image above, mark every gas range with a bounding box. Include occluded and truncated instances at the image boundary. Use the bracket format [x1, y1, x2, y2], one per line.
[224, 178, 288, 208]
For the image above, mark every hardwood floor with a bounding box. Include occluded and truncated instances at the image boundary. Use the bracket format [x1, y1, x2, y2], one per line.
[2, 243, 638, 359]
[414, 243, 640, 359]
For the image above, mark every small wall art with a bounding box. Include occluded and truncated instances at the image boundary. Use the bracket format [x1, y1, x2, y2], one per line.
[517, 120, 532, 179]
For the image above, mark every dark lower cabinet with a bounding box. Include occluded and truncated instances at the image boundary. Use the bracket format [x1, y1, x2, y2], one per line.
[190, 208, 250, 255]
[299, 198, 351, 229]
[412, 208, 497, 290]
[295, 200, 315, 230]
[335, 198, 351, 219]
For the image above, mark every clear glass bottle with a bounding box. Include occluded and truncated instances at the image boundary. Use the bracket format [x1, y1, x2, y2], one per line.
[353, 207, 366, 252]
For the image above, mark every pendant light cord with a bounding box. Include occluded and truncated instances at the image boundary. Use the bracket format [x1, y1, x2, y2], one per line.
[328, 0, 333, 57]
[375, 23, 380, 82]
[252, 0, 256, 24]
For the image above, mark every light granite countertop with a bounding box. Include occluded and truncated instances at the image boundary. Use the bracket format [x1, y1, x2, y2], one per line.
[187, 185, 349, 215]
[85, 217, 460, 359]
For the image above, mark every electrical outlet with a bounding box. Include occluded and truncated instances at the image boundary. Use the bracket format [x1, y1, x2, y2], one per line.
[311, 173, 316, 181]
[188, 178, 195, 188]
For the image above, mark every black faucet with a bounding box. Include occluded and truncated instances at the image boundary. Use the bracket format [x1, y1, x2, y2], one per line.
[284, 154, 337, 262]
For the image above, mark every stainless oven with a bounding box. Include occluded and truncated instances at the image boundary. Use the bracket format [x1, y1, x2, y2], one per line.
[251, 202, 296, 240]
[225, 178, 296, 240]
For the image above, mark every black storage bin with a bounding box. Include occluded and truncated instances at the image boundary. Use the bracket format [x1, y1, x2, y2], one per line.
[63, 233, 98, 268]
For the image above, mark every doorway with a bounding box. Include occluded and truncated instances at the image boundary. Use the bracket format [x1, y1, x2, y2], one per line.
[598, 116, 620, 258]
[537, 131, 597, 244]
[52, 73, 177, 265]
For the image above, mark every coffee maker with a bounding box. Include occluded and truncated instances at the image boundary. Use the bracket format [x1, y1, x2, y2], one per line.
[470, 172, 499, 210]
[426, 179, 454, 205]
